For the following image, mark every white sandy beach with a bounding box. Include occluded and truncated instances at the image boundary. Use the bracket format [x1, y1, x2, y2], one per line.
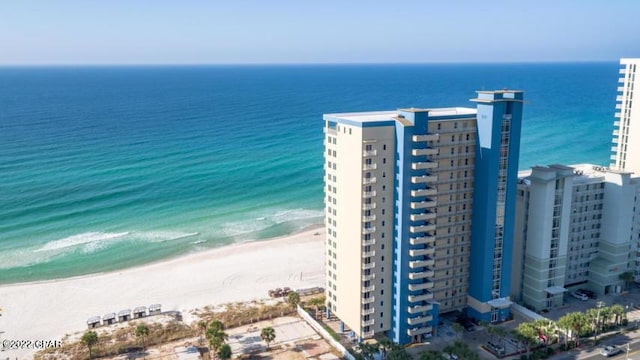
[0, 227, 325, 359]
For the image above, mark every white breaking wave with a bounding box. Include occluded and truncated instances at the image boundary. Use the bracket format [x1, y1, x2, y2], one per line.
[34, 232, 131, 252]
[221, 208, 323, 237]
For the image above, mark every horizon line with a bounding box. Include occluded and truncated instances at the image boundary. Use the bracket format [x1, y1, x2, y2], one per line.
[0, 59, 622, 67]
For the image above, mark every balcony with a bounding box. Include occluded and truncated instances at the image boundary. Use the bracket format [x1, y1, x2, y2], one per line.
[408, 304, 433, 314]
[615, 112, 621, 118]
[412, 148, 438, 156]
[408, 269, 435, 280]
[362, 308, 375, 316]
[363, 177, 377, 185]
[362, 215, 376, 222]
[409, 259, 435, 269]
[411, 175, 437, 183]
[412, 134, 439, 142]
[362, 285, 375, 293]
[362, 190, 377, 198]
[408, 281, 434, 291]
[410, 212, 436, 221]
[363, 296, 375, 304]
[409, 224, 436, 233]
[409, 247, 435, 257]
[407, 326, 432, 337]
[363, 226, 376, 235]
[619, 77, 626, 83]
[362, 319, 375, 327]
[411, 161, 438, 170]
[411, 188, 437, 197]
[620, 69, 627, 75]
[612, 146, 618, 152]
[617, 95, 624, 102]
[362, 262, 376, 270]
[363, 150, 377, 157]
[362, 203, 376, 210]
[408, 315, 433, 325]
[362, 330, 375, 338]
[618, 86, 625, 92]
[408, 292, 434, 302]
[409, 236, 435, 245]
[363, 238, 375, 246]
[611, 154, 617, 160]
[362, 273, 375, 281]
[614, 121, 620, 127]
[362, 250, 376, 258]
[616, 104, 623, 110]
[613, 130, 620, 136]
[410, 200, 437, 210]
[363, 163, 377, 171]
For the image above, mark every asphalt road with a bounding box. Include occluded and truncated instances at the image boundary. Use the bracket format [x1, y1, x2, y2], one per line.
[551, 339, 640, 360]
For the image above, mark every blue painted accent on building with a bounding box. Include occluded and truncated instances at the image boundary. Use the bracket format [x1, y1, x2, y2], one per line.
[468, 91, 524, 323]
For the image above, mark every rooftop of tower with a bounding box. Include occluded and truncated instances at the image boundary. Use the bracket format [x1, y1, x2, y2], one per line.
[324, 107, 476, 124]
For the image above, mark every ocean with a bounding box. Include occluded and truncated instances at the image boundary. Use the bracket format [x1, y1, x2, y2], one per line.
[0, 63, 619, 284]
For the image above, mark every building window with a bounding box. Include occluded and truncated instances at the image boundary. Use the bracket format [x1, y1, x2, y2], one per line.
[383, 144, 387, 150]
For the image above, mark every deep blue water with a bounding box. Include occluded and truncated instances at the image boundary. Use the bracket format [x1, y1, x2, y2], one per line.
[0, 63, 619, 283]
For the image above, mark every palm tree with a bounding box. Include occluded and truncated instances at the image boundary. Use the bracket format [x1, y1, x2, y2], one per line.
[514, 322, 538, 357]
[287, 291, 301, 309]
[218, 343, 232, 360]
[451, 323, 464, 340]
[359, 342, 379, 360]
[378, 338, 394, 359]
[610, 304, 626, 326]
[81, 330, 99, 359]
[386, 345, 411, 360]
[207, 320, 229, 356]
[445, 341, 479, 360]
[619, 271, 634, 291]
[308, 296, 325, 318]
[135, 324, 150, 350]
[261, 326, 276, 350]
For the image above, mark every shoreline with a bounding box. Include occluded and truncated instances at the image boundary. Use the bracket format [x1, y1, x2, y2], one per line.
[0, 225, 326, 359]
[0, 222, 324, 287]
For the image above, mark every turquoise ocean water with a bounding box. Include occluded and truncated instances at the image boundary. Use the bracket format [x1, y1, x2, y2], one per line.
[0, 63, 618, 284]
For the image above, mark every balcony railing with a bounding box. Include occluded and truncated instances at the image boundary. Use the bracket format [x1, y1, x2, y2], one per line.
[408, 304, 433, 314]
[362, 262, 376, 270]
[362, 308, 375, 316]
[363, 164, 377, 171]
[362, 273, 375, 281]
[408, 315, 433, 325]
[410, 212, 436, 221]
[409, 259, 435, 269]
[409, 236, 435, 245]
[362, 319, 375, 327]
[362, 330, 375, 338]
[409, 224, 436, 233]
[411, 161, 438, 170]
[362, 296, 375, 304]
[362, 215, 376, 222]
[363, 150, 377, 157]
[362, 285, 375, 293]
[408, 281, 434, 291]
[362, 203, 377, 210]
[411, 175, 437, 183]
[409, 247, 435, 257]
[362, 251, 376, 258]
[408, 269, 435, 280]
[363, 226, 376, 235]
[408, 292, 434, 302]
[410, 201, 437, 210]
[363, 177, 377, 185]
[407, 326, 432, 337]
[411, 188, 437, 197]
[412, 148, 438, 156]
[362, 191, 377, 198]
[412, 134, 439, 142]
[362, 238, 375, 246]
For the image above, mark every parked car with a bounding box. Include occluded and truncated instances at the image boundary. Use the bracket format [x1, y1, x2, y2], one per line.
[600, 345, 622, 357]
[571, 291, 588, 301]
[579, 288, 597, 299]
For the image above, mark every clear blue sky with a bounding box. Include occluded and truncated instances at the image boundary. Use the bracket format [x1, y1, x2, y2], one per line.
[1, 0, 638, 65]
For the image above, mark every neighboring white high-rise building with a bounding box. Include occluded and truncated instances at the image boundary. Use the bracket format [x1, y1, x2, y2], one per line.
[511, 164, 640, 311]
[611, 58, 640, 175]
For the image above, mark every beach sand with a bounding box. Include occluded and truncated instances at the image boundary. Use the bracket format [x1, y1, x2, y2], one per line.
[0, 226, 325, 359]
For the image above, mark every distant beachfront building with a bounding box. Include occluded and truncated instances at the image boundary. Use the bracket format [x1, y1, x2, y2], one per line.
[323, 90, 524, 344]
[510, 58, 640, 312]
[611, 58, 640, 175]
[511, 164, 640, 311]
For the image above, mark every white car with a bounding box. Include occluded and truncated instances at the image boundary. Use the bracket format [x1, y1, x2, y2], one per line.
[600, 345, 622, 357]
[571, 291, 588, 301]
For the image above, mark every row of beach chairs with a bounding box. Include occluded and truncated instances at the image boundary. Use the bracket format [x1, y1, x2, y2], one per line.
[87, 304, 162, 328]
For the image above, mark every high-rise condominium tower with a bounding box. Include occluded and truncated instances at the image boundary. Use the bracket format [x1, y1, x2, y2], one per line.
[323, 90, 524, 344]
[611, 58, 640, 175]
